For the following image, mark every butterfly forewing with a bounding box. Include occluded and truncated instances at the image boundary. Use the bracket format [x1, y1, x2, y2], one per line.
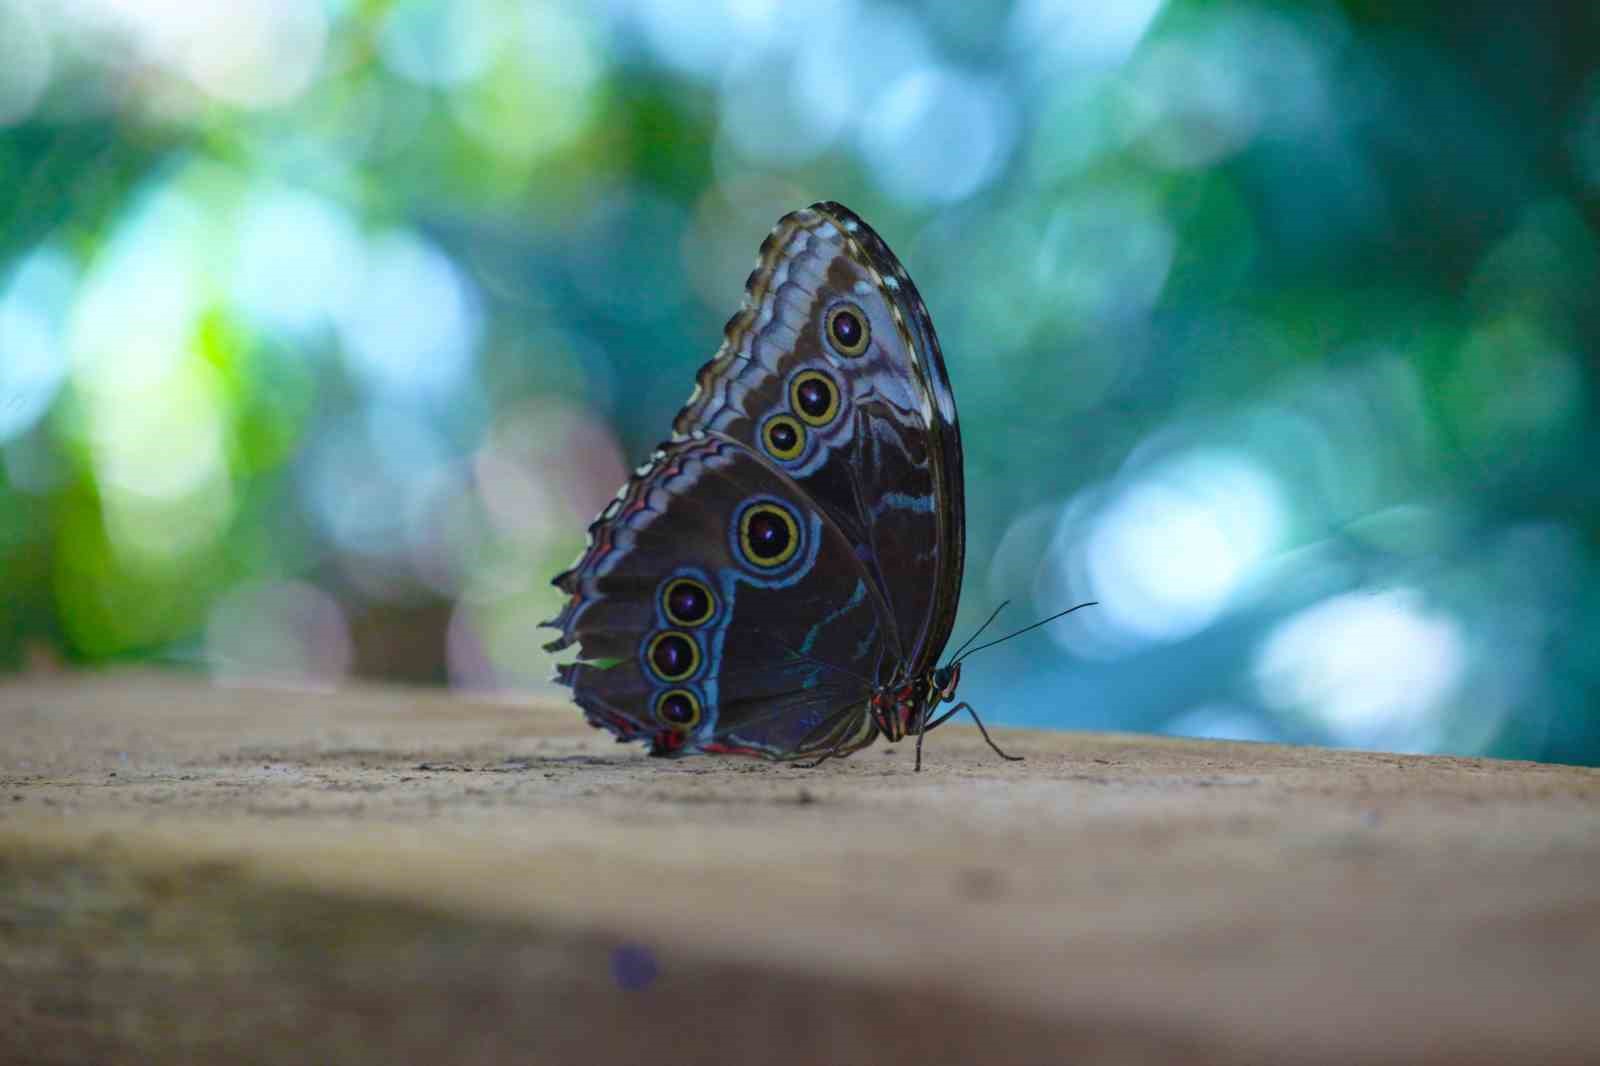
[672, 203, 963, 677]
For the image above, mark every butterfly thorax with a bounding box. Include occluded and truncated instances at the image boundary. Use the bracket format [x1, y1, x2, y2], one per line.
[871, 662, 961, 743]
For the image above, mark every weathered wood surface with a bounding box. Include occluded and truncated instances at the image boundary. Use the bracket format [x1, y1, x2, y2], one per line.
[2, 671, 1597, 1065]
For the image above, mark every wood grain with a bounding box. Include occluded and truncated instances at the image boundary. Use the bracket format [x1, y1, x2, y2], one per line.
[2, 671, 1597, 1065]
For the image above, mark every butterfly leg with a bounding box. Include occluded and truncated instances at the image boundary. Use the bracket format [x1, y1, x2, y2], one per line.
[921, 701, 1024, 768]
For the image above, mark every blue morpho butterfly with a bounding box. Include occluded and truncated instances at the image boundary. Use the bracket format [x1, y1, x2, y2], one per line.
[544, 202, 1085, 770]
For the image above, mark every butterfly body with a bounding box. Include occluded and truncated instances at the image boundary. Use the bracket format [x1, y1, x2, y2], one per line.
[854, 662, 953, 749]
[544, 202, 985, 766]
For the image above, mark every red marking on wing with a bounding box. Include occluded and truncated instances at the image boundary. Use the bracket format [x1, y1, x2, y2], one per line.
[702, 740, 768, 758]
[650, 729, 688, 756]
[587, 707, 644, 739]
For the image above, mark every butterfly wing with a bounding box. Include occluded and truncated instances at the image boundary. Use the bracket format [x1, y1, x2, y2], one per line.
[545, 203, 962, 759]
[543, 434, 884, 759]
[672, 202, 964, 680]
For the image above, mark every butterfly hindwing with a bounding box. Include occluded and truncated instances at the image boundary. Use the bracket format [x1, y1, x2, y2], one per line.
[545, 434, 882, 758]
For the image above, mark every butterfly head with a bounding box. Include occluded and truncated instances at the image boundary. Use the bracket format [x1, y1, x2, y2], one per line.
[931, 662, 962, 703]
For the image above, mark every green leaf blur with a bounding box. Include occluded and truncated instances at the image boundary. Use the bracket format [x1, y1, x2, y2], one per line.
[1, 0, 1596, 762]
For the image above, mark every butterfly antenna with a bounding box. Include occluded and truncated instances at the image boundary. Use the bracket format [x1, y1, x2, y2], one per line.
[951, 602, 1097, 665]
[945, 601, 1011, 663]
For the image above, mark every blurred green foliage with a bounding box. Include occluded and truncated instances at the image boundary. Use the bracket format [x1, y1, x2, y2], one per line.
[1, 0, 1597, 763]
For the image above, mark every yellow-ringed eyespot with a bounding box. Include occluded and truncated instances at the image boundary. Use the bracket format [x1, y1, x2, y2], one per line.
[762, 414, 806, 461]
[645, 631, 700, 682]
[654, 688, 702, 730]
[825, 303, 870, 356]
[737, 502, 800, 568]
[661, 577, 716, 627]
[790, 371, 840, 427]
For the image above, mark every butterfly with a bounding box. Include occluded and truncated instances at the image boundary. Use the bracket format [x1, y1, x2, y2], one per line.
[543, 201, 1019, 770]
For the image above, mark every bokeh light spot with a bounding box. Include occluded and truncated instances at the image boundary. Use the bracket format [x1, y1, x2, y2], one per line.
[0, 245, 75, 443]
[627, 0, 778, 79]
[1010, 0, 1166, 72]
[859, 66, 1016, 206]
[69, 184, 207, 396]
[232, 186, 364, 338]
[379, 0, 503, 87]
[452, 4, 602, 165]
[181, 0, 328, 108]
[1080, 450, 1287, 644]
[0, 0, 53, 126]
[1256, 589, 1466, 751]
[88, 357, 237, 567]
[1035, 188, 1175, 322]
[72, 0, 327, 109]
[337, 231, 483, 401]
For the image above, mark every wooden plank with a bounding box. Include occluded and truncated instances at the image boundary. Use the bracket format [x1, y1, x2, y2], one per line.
[2, 671, 1598, 1065]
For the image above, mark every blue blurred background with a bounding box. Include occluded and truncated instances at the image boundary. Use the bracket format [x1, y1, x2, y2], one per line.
[1, 0, 1597, 763]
